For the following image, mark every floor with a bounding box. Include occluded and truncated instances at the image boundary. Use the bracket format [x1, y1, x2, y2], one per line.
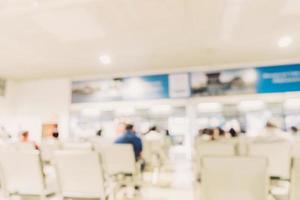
[124, 146, 194, 200]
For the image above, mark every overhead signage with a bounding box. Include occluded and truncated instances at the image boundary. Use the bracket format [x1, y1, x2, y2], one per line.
[169, 73, 190, 98]
[71, 63, 300, 103]
[71, 74, 169, 103]
[256, 64, 300, 94]
[190, 68, 257, 97]
[122, 74, 169, 100]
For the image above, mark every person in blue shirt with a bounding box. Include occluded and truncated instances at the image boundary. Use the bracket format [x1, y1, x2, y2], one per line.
[115, 123, 143, 161]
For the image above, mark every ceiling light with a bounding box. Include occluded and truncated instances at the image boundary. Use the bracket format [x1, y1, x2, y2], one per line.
[99, 54, 111, 64]
[32, 1, 39, 8]
[278, 36, 293, 48]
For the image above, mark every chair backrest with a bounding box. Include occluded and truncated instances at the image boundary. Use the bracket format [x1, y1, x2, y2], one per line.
[13, 142, 36, 151]
[201, 157, 268, 200]
[290, 157, 300, 200]
[237, 136, 249, 156]
[54, 151, 105, 199]
[0, 150, 45, 195]
[197, 141, 236, 157]
[196, 141, 236, 177]
[89, 137, 113, 145]
[40, 140, 61, 162]
[98, 144, 136, 175]
[292, 141, 300, 157]
[142, 139, 166, 164]
[92, 138, 113, 152]
[62, 142, 92, 151]
[248, 142, 291, 179]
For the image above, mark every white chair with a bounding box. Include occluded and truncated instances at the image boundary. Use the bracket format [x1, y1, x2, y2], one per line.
[200, 157, 269, 200]
[248, 142, 292, 179]
[290, 157, 300, 200]
[13, 142, 36, 151]
[62, 141, 92, 151]
[197, 141, 237, 156]
[97, 143, 141, 190]
[92, 138, 113, 152]
[142, 139, 167, 184]
[142, 139, 166, 169]
[237, 136, 249, 156]
[0, 150, 55, 199]
[40, 140, 61, 163]
[89, 137, 113, 147]
[292, 141, 300, 157]
[54, 151, 106, 200]
[195, 141, 236, 180]
[98, 144, 137, 176]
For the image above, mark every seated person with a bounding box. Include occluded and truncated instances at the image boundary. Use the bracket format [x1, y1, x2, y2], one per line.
[256, 121, 293, 142]
[290, 126, 299, 136]
[96, 129, 102, 137]
[212, 127, 231, 140]
[144, 126, 164, 143]
[115, 124, 143, 161]
[114, 124, 143, 190]
[20, 131, 39, 150]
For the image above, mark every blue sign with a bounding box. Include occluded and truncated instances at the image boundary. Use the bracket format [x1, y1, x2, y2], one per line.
[122, 74, 169, 100]
[72, 63, 300, 103]
[71, 74, 169, 103]
[256, 64, 300, 94]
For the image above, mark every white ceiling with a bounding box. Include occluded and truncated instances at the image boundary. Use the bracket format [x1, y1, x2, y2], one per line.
[0, 0, 300, 79]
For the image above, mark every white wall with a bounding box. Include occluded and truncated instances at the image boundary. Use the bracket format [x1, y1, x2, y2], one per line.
[0, 80, 17, 133]
[3, 74, 300, 142]
[13, 78, 71, 142]
[0, 81, 15, 114]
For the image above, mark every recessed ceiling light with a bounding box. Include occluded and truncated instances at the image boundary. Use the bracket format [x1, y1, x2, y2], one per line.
[32, 0, 39, 8]
[278, 36, 293, 48]
[99, 54, 111, 64]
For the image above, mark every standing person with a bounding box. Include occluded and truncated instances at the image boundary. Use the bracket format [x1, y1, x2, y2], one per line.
[115, 124, 143, 161]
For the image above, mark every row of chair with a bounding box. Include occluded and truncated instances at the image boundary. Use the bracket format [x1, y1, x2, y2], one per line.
[195, 139, 300, 179]
[40, 138, 167, 175]
[0, 143, 138, 200]
[199, 156, 300, 200]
